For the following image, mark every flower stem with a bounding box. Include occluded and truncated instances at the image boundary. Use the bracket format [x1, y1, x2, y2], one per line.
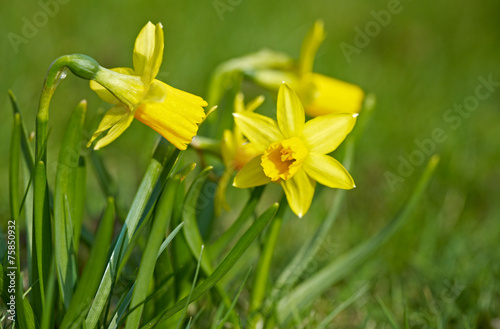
[35, 54, 99, 161]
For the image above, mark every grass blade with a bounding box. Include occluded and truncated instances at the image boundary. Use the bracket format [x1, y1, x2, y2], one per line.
[109, 223, 184, 329]
[85, 139, 178, 329]
[276, 155, 440, 323]
[73, 157, 87, 255]
[175, 246, 204, 329]
[8, 90, 35, 171]
[314, 285, 369, 329]
[54, 100, 87, 308]
[125, 175, 181, 329]
[60, 197, 116, 329]
[214, 268, 251, 329]
[11, 113, 36, 328]
[182, 167, 214, 274]
[33, 161, 52, 309]
[40, 259, 57, 329]
[208, 186, 265, 258]
[248, 198, 287, 328]
[142, 203, 279, 328]
[376, 295, 400, 329]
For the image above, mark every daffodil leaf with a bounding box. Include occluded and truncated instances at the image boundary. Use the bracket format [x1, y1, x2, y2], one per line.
[54, 100, 87, 309]
[141, 203, 279, 328]
[60, 197, 115, 329]
[85, 140, 179, 329]
[208, 185, 265, 258]
[10, 114, 37, 329]
[276, 155, 440, 324]
[33, 161, 52, 310]
[125, 174, 180, 329]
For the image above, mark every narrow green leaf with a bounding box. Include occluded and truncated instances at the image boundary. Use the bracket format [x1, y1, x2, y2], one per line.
[175, 246, 204, 329]
[88, 151, 128, 220]
[376, 295, 400, 329]
[73, 156, 87, 255]
[182, 166, 214, 274]
[208, 186, 265, 258]
[60, 197, 116, 329]
[33, 161, 52, 308]
[11, 114, 37, 329]
[85, 140, 179, 329]
[276, 155, 440, 323]
[109, 223, 183, 329]
[314, 285, 368, 329]
[125, 175, 181, 329]
[41, 259, 57, 329]
[54, 100, 87, 308]
[142, 203, 279, 328]
[8, 90, 35, 171]
[249, 198, 287, 319]
[214, 268, 251, 329]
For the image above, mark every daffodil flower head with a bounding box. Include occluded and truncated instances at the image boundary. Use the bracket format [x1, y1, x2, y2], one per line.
[247, 20, 364, 117]
[88, 21, 207, 150]
[215, 93, 263, 215]
[233, 83, 357, 217]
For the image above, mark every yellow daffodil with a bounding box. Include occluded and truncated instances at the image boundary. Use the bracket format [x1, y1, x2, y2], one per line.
[233, 83, 357, 217]
[250, 20, 364, 117]
[208, 20, 364, 117]
[215, 93, 263, 215]
[87, 22, 207, 150]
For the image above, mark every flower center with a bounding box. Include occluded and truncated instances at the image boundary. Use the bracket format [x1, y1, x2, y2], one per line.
[261, 137, 308, 181]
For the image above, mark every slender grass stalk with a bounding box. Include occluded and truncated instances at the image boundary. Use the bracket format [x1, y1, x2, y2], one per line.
[276, 155, 440, 324]
[125, 175, 180, 329]
[208, 186, 265, 258]
[54, 100, 87, 309]
[85, 139, 178, 329]
[142, 203, 279, 328]
[247, 198, 287, 329]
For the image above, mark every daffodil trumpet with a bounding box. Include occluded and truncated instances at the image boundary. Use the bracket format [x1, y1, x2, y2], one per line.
[233, 83, 357, 217]
[36, 22, 207, 158]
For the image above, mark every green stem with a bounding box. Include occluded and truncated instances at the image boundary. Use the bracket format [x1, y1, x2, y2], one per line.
[248, 197, 287, 329]
[208, 186, 265, 258]
[35, 54, 99, 161]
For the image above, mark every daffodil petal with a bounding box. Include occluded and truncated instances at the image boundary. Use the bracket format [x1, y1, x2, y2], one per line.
[134, 81, 206, 150]
[233, 156, 271, 188]
[299, 20, 325, 76]
[215, 169, 233, 216]
[281, 169, 316, 218]
[133, 22, 164, 85]
[277, 83, 305, 138]
[93, 108, 134, 150]
[303, 112, 357, 154]
[87, 105, 130, 147]
[90, 67, 135, 105]
[221, 129, 235, 167]
[303, 153, 355, 189]
[303, 73, 365, 116]
[233, 112, 283, 153]
[245, 95, 265, 113]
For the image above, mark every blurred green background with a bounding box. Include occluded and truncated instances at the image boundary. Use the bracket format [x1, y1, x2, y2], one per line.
[1, 0, 499, 326]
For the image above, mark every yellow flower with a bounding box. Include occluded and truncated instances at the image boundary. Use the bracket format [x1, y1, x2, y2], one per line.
[215, 93, 262, 215]
[233, 83, 357, 217]
[250, 20, 364, 116]
[87, 22, 207, 150]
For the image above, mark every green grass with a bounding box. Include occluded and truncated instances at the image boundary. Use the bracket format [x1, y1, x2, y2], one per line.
[1, 0, 500, 328]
